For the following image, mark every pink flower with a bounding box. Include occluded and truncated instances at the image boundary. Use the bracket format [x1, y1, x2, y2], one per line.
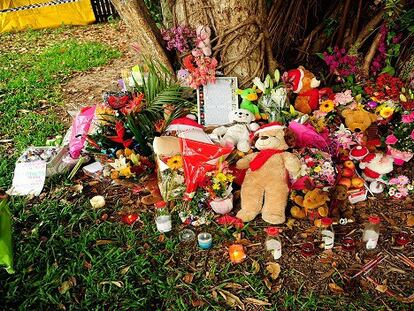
[334, 90, 353, 106]
[398, 175, 410, 185]
[385, 134, 398, 145]
[411, 129, 414, 140]
[389, 177, 399, 185]
[402, 112, 414, 123]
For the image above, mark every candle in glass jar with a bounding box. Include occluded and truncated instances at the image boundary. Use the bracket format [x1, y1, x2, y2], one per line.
[121, 213, 139, 225]
[395, 231, 410, 246]
[198, 232, 212, 249]
[228, 244, 246, 263]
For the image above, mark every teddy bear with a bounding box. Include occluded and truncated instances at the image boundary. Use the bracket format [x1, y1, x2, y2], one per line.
[192, 25, 212, 56]
[359, 152, 394, 193]
[235, 122, 301, 224]
[212, 109, 259, 152]
[236, 87, 262, 120]
[329, 185, 354, 224]
[341, 108, 378, 133]
[284, 66, 321, 115]
[290, 188, 330, 221]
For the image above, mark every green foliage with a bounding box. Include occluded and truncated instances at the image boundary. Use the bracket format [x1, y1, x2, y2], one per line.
[144, 0, 163, 25]
[0, 40, 120, 188]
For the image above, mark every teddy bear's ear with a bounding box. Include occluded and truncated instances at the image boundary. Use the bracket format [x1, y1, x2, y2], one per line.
[369, 113, 378, 122]
[342, 109, 351, 118]
[284, 128, 296, 148]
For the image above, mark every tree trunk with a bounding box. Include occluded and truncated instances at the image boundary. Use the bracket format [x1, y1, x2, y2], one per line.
[111, 0, 174, 72]
[173, 0, 276, 87]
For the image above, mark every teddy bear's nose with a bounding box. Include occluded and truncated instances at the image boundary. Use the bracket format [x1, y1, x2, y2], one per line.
[354, 128, 361, 133]
[238, 112, 243, 115]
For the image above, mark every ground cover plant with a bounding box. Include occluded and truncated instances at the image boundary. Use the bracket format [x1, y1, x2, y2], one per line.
[1, 21, 413, 311]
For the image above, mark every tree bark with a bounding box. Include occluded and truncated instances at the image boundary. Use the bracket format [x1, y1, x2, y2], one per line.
[173, 0, 276, 87]
[111, 0, 174, 73]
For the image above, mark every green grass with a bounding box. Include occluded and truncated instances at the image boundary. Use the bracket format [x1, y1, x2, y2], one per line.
[0, 28, 410, 310]
[0, 40, 121, 188]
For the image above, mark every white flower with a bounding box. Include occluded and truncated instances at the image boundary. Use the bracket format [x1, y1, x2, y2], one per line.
[253, 77, 266, 93]
[388, 188, 396, 196]
[270, 88, 287, 108]
[109, 156, 128, 171]
[407, 184, 414, 191]
[394, 192, 403, 199]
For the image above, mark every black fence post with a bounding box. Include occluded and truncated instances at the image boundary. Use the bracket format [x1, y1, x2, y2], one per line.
[90, 0, 118, 22]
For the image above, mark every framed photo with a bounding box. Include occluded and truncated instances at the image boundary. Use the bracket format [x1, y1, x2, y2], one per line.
[197, 77, 238, 126]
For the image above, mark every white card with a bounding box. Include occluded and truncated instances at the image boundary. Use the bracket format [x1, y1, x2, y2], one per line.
[8, 161, 46, 196]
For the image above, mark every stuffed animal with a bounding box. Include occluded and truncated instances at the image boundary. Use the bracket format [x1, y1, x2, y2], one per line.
[329, 185, 354, 224]
[359, 152, 393, 193]
[236, 122, 301, 224]
[285, 66, 320, 114]
[290, 188, 330, 220]
[212, 109, 259, 152]
[166, 114, 212, 143]
[192, 25, 212, 56]
[341, 108, 377, 133]
[236, 87, 261, 120]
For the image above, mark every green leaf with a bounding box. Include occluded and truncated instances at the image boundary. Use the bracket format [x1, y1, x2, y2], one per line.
[381, 65, 395, 76]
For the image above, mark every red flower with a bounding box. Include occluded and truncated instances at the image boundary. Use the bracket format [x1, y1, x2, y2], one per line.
[121, 93, 145, 115]
[216, 215, 244, 229]
[107, 95, 130, 110]
[183, 55, 196, 72]
[107, 121, 133, 148]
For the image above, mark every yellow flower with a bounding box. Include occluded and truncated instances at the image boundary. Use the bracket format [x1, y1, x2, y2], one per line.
[212, 183, 221, 190]
[167, 155, 183, 170]
[226, 174, 234, 182]
[119, 166, 133, 178]
[215, 172, 227, 183]
[319, 100, 335, 113]
[314, 166, 322, 173]
[379, 106, 394, 119]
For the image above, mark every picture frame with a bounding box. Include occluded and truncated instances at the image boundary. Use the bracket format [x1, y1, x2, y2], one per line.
[197, 77, 238, 126]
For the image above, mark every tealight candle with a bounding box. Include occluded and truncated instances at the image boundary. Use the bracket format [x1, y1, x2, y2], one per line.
[179, 229, 196, 242]
[228, 244, 246, 263]
[395, 231, 410, 246]
[198, 232, 212, 249]
[301, 242, 315, 257]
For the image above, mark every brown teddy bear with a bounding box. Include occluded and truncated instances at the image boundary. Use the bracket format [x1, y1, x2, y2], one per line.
[329, 185, 354, 224]
[236, 122, 301, 224]
[285, 66, 321, 114]
[341, 108, 377, 133]
[290, 188, 330, 220]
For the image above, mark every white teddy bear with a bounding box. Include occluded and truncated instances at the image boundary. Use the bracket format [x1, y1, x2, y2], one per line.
[212, 109, 259, 152]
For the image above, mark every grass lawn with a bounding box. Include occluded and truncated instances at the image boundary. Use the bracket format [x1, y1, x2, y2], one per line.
[0, 25, 410, 310]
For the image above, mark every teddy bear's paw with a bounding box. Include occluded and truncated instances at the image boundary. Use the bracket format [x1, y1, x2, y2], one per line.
[236, 209, 259, 222]
[262, 213, 286, 225]
[290, 206, 306, 219]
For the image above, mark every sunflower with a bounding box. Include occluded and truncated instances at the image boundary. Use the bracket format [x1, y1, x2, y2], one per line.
[167, 155, 183, 170]
[319, 100, 335, 113]
[379, 106, 394, 119]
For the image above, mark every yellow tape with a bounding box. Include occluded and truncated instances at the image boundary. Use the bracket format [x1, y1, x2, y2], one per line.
[0, 0, 96, 33]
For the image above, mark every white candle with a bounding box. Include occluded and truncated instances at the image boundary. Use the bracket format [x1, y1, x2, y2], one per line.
[155, 215, 172, 233]
[363, 229, 379, 249]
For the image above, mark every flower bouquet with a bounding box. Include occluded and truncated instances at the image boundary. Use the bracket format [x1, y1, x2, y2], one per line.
[386, 175, 414, 199]
[157, 154, 186, 202]
[253, 70, 290, 123]
[292, 148, 336, 188]
[385, 113, 414, 164]
[203, 161, 234, 214]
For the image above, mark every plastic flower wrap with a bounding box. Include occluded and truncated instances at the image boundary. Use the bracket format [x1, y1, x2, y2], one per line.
[157, 154, 186, 202]
[291, 148, 336, 188]
[386, 175, 414, 199]
[385, 115, 414, 153]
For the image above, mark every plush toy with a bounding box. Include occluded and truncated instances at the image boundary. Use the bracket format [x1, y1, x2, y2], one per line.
[329, 185, 354, 224]
[290, 188, 330, 220]
[236, 122, 301, 224]
[212, 109, 259, 152]
[166, 114, 212, 143]
[285, 66, 320, 114]
[236, 87, 261, 120]
[341, 108, 377, 133]
[192, 25, 212, 56]
[359, 152, 394, 193]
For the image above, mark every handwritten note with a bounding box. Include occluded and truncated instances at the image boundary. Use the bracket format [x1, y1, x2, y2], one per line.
[8, 161, 46, 196]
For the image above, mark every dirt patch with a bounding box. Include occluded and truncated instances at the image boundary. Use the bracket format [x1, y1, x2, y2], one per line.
[61, 21, 139, 112]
